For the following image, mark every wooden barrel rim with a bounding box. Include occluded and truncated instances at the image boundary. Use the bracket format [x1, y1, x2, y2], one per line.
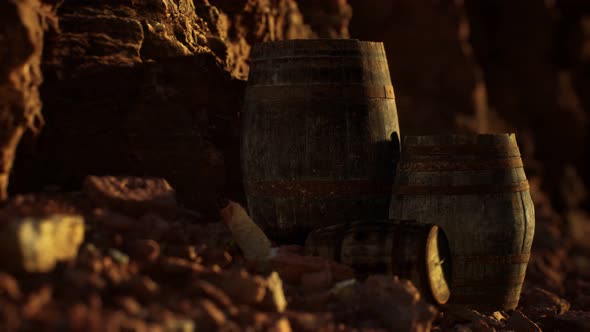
[394, 180, 530, 195]
[398, 157, 523, 172]
[402, 144, 520, 157]
[251, 39, 386, 59]
[245, 180, 393, 198]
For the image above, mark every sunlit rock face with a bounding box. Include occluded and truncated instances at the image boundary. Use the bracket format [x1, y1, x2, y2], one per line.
[9, 0, 314, 215]
[0, 0, 57, 202]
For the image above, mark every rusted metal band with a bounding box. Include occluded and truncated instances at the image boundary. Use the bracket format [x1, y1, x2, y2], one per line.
[395, 180, 530, 195]
[398, 157, 524, 172]
[245, 180, 393, 198]
[402, 144, 520, 157]
[245, 84, 395, 100]
[454, 253, 531, 264]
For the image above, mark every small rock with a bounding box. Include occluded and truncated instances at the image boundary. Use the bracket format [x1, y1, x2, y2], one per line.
[108, 248, 130, 265]
[261, 272, 287, 313]
[213, 269, 267, 306]
[442, 308, 503, 328]
[0, 211, 85, 273]
[0, 298, 21, 330]
[158, 257, 205, 278]
[128, 276, 159, 301]
[220, 202, 271, 261]
[195, 299, 226, 331]
[270, 250, 354, 284]
[163, 318, 195, 332]
[301, 267, 333, 292]
[540, 310, 590, 331]
[505, 311, 541, 332]
[285, 311, 334, 332]
[115, 296, 143, 316]
[191, 280, 234, 311]
[83, 175, 178, 220]
[199, 246, 232, 268]
[0, 273, 21, 301]
[64, 269, 107, 292]
[360, 276, 437, 332]
[22, 285, 53, 318]
[165, 244, 198, 262]
[330, 279, 359, 303]
[519, 287, 570, 320]
[126, 239, 160, 264]
[268, 317, 292, 332]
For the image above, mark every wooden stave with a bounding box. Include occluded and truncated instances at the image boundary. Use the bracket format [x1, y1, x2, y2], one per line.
[389, 134, 535, 311]
[242, 40, 400, 243]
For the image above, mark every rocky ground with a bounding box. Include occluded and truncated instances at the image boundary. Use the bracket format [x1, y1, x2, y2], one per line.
[0, 175, 588, 331]
[1, 0, 590, 331]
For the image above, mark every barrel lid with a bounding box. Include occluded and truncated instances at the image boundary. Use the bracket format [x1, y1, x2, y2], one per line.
[401, 134, 521, 158]
[425, 225, 452, 305]
[250, 39, 386, 60]
[402, 133, 517, 146]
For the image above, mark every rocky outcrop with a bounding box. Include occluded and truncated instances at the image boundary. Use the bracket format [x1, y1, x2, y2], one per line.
[464, 0, 590, 209]
[348, 0, 486, 136]
[9, 0, 314, 216]
[296, 0, 352, 39]
[0, 0, 56, 202]
[214, 0, 314, 79]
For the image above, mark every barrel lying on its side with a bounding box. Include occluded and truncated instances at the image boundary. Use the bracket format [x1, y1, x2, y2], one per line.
[242, 39, 400, 243]
[389, 134, 535, 311]
[305, 220, 452, 305]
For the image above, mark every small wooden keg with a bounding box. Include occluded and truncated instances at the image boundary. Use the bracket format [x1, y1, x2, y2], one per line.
[242, 39, 400, 243]
[305, 220, 451, 305]
[389, 134, 535, 311]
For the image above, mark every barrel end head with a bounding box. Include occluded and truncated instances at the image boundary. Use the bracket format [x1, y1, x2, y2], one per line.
[425, 225, 452, 305]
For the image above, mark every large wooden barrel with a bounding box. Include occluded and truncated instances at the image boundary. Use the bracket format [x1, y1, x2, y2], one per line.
[389, 134, 535, 311]
[305, 220, 452, 305]
[242, 39, 400, 243]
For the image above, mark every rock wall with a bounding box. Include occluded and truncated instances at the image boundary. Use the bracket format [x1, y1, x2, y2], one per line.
[3, 0, 589, 216]
[347, 0, 487, 137]
[296, 0, 352, 38]
[465, 0, 589, 209]
[348, 0, 590, 210]
[0, 0, 56, 202]
[9, 0, 314, 216]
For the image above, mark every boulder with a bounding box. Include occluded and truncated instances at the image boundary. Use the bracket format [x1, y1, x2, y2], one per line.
[0, 0, 56, 201]
[0, 207, 84, 273]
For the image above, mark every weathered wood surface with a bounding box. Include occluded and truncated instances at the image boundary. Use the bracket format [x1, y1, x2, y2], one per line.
[389, 134, 535, 311]
[242, 39, 400, 243]
[305, 220, 451, 305]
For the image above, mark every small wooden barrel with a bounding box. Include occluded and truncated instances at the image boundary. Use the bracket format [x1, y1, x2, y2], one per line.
[305, 220, 452, 305]
[389, 134, 535, 311]
[242, 39, 400, 243]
